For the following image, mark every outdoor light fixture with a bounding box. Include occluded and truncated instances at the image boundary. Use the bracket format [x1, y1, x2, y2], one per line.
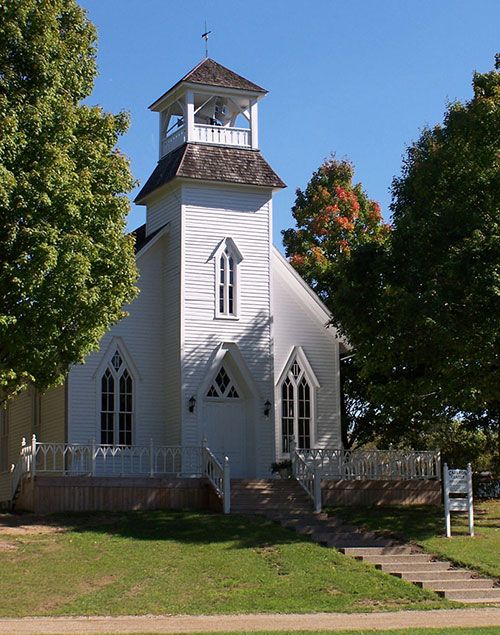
[264, 400, 271, 417]
[188, 396, 196, 413]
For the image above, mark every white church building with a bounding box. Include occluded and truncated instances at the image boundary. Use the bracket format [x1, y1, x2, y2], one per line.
[0, 60, 442, 513]
[1, 59, 343, 481]
[83, 58, 344, 479]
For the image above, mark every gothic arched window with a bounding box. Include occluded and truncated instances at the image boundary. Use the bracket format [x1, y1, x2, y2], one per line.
[214, 238, 243, 319]
[100, 350, 133, 446]
[280, 357, 314, 452]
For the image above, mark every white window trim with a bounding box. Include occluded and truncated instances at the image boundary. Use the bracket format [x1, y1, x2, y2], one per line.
[213, 237, 243, 320]
[97, 345, 136, 447]
[276, 347, 319, 456]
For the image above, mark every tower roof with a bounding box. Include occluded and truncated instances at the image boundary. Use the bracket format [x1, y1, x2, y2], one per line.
[135, 143, 285, 203]
[149, 58, 267, 111]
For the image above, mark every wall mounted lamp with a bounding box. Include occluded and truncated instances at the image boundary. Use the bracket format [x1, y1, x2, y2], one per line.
[188, 396, 196, 413]
[264, 400, 271, 417]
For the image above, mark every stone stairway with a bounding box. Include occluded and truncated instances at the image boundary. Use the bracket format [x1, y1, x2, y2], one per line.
[231, 478, 500, 604]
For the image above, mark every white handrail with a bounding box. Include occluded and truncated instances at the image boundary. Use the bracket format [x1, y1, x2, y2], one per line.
[297, 448, 441, 481]
[202, 445, 230, 514]
[291, 442, 321, 512]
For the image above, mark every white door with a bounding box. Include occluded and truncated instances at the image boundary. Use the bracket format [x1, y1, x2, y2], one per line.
[204, 400, 247, 477]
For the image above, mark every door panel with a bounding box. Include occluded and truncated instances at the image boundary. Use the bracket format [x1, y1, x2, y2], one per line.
[204, 401, 246, 477]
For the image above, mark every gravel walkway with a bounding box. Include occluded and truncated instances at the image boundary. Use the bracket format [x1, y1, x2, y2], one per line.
[0, 609, 499, 634]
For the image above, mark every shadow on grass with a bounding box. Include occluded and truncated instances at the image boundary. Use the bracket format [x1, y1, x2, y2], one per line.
[327, 505, 445, 542]
[0, 509, 306, 549]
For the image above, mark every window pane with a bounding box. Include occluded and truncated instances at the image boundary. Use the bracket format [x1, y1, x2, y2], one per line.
[119, 370, 133, 446]
[281, 379, 294, 452]
[219, 285, 225, 313]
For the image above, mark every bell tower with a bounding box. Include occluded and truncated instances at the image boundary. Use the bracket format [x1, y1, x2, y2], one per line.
[134, 59, 285, 478]
[149, 58, 264, 158]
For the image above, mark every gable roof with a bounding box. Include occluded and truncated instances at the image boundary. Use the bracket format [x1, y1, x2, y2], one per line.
[149, 58, 267, 110]
[131, 222, 168, 255]
[135, 143, 285, 203]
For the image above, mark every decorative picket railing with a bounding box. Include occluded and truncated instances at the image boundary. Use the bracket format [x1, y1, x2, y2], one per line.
[291, 443, 321, 512]
[33, 441, 204, 477]
[194, 124, 250, 148]
[297, 448, 441, 481]
[161, 123, 251, 156]
[0, 436, 231, 511]
[202, 446, 230, 514]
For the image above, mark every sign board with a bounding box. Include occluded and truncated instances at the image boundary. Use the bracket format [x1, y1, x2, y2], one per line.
[443, 463, 474, 538]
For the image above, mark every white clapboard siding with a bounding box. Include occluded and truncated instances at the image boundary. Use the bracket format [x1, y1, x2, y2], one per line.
[147, 184, 181, 235]
[272, 249, 341, 454]
[180, 183, 275, 476]
[68, 239, 170, 447]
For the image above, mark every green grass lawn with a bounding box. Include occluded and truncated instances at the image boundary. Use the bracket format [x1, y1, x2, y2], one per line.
[0, 509, 450, 617]
[328, 499, 500, 579]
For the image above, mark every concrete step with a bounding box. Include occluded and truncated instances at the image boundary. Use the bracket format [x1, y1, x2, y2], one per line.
[264, 511, 329, 521]
[417, 579, 496, 591]
[358, 554, 433, 564]
[339, 546, 414, 556]
[440, 588, 500, 601]
[396, 569, 473, 581]
[376, 561, 452, 572]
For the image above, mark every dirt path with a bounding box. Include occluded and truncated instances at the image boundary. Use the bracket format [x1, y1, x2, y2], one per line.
[0, 609, 499, 634]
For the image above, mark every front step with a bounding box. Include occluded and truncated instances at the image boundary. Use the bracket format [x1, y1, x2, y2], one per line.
[346, 546, 500, 604]
[232, 483, 500, 605]
[417, 579, 496, 590]
[376, 561, 453, 572]
[439, 588, 500, 601]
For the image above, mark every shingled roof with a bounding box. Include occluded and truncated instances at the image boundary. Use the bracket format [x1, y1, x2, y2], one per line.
[149, 59, 266, 110]
[135, 144, 285, 203]
[131, 223, 166, 254]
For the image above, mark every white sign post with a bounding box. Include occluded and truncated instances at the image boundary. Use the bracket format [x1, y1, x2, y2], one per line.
[443, 463, 474, 538]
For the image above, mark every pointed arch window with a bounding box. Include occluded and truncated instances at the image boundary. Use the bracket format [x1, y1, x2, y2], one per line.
[100, 350, 133, 446]
[280, 357, 314, 452]
[214, 238, 243, 319]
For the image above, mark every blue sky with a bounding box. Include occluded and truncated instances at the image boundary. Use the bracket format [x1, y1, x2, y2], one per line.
[80, 0, 499, 250]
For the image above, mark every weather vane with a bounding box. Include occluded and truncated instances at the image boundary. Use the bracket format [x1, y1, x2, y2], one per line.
[201, 21, 211, 58]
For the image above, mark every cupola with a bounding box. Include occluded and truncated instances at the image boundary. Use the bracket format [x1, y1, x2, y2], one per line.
[149, 58, 266, 158]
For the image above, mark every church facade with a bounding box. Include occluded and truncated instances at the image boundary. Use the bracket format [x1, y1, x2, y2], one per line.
[1, 59, 344, 480]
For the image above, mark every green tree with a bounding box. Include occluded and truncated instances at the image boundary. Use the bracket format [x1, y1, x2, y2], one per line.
[0, 0, 138, 401]
[283, 157, 391, 448]
[332, 59, 500, 460]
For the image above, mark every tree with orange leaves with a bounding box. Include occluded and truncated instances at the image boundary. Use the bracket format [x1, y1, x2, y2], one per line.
[282, 157, 390, 305]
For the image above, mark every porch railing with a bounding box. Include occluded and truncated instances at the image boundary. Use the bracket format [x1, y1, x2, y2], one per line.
[33, 440, 204, 477]
[0, 436, 232, 512]
[291, 442, 321, 512]
[297, 448, 441, 481]
[202, 444, 230, 514]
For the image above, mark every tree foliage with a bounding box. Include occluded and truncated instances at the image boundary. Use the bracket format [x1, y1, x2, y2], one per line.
[331, 60, 500, 454]
[0, 0, 138, 400]
[282, 158, 391, 449]
[282, 157, 391, 305]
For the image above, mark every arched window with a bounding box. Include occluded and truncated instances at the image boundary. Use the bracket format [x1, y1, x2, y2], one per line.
[100, 350, 133, 446]
[280, 358, 313, 452]
[214, 238, 243, 319]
